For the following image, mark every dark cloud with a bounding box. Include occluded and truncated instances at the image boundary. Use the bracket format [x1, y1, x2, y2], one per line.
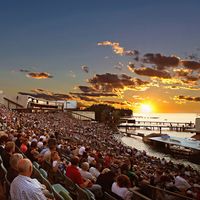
[31, 88, 51, 94]
[134, 56, 139, 62]
[176, 95, 200, 102]
[78, 86, 96, 93]
[19, 89, 71, 101]
[27, 72, 53, 79]
[133, 67, 171, 79]
[19, 69, 30, 73]
[186, 54, 199, 60]
[124, 50, 139, 56]
[81, 65, 89, 73]
[88, 73, 149, 92]
[165, 85, 180, 90]
[100, 100, 128, 106]
[19, 92, 55, 100]
[185, 75, 199, 82]
[77, 96, 97, 102]
[53, 93, 71, 99]
[181, 60, 200, 70]
[143, 53, 180, 69]
[70, 92, 117, 97]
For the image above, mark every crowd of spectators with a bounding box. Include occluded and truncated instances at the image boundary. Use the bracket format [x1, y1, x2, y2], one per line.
[0, 104, 200, 200]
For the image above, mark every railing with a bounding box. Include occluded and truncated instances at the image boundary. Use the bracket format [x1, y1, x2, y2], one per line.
[131, 190, 152, 200]
[146, 185, 193, 200]
[68, 110, 95, 121]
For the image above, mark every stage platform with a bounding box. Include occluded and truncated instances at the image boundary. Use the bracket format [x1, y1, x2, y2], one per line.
[149, 136, 200, 151]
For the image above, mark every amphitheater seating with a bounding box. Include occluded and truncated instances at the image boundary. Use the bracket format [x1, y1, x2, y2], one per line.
[40, 168, 48, 179]
[33, 161, 40, 169]
[131, 190, 152, 200]
[104, 192, 118, 200]
[31, 165, 43, 183]
[76, 184, 95, 200]
[62, 175, 78, 197]
[146, 185, 193, 200]
[52, 183, 73, 200]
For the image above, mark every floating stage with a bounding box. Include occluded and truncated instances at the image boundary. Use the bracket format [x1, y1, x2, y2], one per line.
[149, 136, 200, 151]
[148, 135, 200, 163]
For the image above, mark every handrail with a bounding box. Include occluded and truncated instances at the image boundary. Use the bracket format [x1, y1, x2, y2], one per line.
[3, 97, 24, 108]
[67, 110, 95, 121]
[147, 185, 193, 200]
[131, 190, 152, 200]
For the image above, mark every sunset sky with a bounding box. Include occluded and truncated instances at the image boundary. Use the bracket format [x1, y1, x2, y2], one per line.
[0, 0, 200, 113]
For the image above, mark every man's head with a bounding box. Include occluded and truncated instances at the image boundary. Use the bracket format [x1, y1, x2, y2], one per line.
[70, 156, 79, 166]
[17, 158, 33, 177]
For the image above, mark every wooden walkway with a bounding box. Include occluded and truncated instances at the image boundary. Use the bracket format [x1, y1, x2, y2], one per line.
[118, 120, 195, 133]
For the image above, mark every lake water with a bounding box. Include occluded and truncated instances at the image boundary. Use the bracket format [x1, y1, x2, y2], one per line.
[130, 112, 199, 123]
[120, 113, 200, 171]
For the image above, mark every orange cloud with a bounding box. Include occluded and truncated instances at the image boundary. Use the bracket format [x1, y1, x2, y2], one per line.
[173, 68, 192, 77]
[26, 72, 53, 79]
[97, 41, 138, 56]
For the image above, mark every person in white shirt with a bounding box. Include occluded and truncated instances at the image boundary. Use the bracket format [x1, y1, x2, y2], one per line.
[89, 160, 101, 178]
[79, 146, 85, 156]
[175, 174, 191, 192]
[10, 158, 52, 200]
[111, 174, 132, 200]
[37, 138, 44, 150]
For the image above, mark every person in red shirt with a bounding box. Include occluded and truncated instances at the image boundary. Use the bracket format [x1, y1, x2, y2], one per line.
[66, 156, 103, 199]
[66, 156, 92, 188]
[104, 153, 113, 168]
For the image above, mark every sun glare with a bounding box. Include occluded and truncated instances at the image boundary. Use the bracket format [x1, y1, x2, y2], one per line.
[140, 103, 153, 113]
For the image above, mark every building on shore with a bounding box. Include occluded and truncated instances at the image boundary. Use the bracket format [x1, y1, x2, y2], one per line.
[0, 91, 95, 120]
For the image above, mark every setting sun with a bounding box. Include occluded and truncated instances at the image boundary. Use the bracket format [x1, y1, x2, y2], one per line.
[140, 103, 153, 113]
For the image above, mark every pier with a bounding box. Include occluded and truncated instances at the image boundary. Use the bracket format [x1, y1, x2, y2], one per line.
[118, 120, 195, 134]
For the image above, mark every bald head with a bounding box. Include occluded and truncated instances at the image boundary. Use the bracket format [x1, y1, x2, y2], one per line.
[17, 158, 33, 176]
